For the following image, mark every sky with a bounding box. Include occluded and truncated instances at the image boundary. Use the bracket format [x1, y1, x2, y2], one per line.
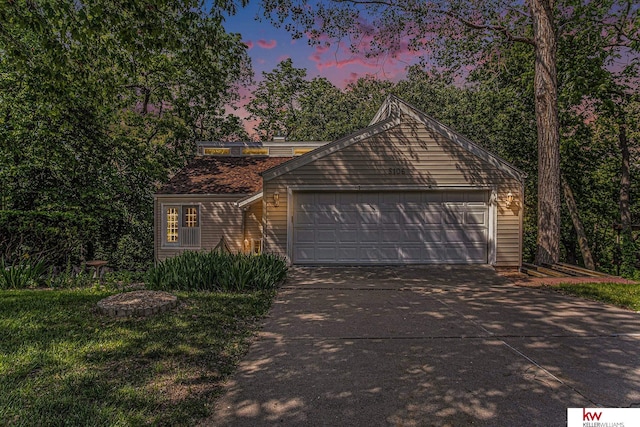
[221, 2, 421, 117]
[222, 2, 418, 87]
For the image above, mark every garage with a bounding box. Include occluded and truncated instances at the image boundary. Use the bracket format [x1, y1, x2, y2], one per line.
[261, 95, 525, 268]
[292, 190, 490, 264]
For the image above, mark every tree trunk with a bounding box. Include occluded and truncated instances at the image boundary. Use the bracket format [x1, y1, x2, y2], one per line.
[561, 175, 595, 270]
[619, 121, 631, 232]
[530, 0, 561, 265]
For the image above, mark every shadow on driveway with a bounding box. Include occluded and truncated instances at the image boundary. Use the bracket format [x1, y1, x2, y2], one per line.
[203, 266, 640, 426]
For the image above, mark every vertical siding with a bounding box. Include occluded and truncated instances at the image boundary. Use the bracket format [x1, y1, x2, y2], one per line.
[155, 195, 245, 262]
[263, 118, 523, 267]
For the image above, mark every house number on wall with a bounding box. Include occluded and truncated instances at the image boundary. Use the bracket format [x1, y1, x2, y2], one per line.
[387, 168, 407, 175]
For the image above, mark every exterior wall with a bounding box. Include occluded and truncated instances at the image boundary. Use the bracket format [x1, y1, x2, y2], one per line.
[154, 194, 246, 262]
[243, 201, 263, 253]
[263, 117, 523, 267]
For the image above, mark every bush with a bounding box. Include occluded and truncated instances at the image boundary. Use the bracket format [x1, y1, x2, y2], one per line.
[0, 258, 47, 289]
[0, 210, 97, 266]
[146, 251, 288, 292]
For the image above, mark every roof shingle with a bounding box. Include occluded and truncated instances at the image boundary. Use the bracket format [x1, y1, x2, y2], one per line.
[157, 156, 292, 195]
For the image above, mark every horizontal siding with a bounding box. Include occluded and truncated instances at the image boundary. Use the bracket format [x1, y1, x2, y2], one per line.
[264, 117, 523, 267]
[243, 202, 263, 253]
[155, 196, 245, 261]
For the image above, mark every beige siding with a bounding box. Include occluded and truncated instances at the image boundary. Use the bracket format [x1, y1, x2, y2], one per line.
[243, 201, 263, 253]
[155, 195, 245, 262]
[264, 118, 523, 267]
[269, 146, 293, 157]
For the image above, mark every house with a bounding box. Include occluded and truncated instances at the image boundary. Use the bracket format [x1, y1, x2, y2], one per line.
[154, 95, 525, 267]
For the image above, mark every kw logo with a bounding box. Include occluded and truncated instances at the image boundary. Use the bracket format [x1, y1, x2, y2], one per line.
[583, 408, 603, 421]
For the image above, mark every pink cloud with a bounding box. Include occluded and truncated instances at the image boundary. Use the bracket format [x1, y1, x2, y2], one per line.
[343, 72, 361, 86]
[243, 40, 253, 50]
[257, 39, 277, 49]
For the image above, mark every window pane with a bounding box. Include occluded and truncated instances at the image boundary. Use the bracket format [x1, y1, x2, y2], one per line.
[167, 208, 179, 243]
[183, 206, 198, 228]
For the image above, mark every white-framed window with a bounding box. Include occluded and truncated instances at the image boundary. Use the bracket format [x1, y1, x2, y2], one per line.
[162, 204, 201, 247]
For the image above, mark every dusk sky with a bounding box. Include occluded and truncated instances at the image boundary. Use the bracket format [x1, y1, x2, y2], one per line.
[222, 3, 421, 98]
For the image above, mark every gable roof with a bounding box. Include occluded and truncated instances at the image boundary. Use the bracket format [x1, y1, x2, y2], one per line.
[263, 95, 526, 182]
[157, 156, 292, 195]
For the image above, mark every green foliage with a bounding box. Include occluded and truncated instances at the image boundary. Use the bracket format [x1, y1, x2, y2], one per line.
[0, 210, 98, 266]
[147, 252, 288, 292]
[246, 58, 308, 140]
[0, 258, 46, 289]
[0, 0, 252, 270]
[556, 282, 640, 311]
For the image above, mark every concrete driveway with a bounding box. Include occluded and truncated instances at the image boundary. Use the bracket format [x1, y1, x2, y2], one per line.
[205, 265, 640, 426]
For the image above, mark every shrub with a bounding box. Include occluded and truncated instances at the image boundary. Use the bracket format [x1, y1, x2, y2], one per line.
[0, 258, 47, 289]
[146, 251, 287, 292]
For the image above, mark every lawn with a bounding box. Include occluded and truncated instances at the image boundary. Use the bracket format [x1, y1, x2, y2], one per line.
[0, 288, 274, 426]
[555, 282, 640, 311]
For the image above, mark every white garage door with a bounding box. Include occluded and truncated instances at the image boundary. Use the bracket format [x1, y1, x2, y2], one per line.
[292, 191, 489, 264]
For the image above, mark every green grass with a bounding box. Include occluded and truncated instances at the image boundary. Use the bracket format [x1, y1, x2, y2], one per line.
[555, 282, 640, 311]
[0, 288, 275, 426]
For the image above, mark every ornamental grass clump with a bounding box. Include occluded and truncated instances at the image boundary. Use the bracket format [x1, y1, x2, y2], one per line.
[146, 251, 287, 292]
[0, 258, 47, 289]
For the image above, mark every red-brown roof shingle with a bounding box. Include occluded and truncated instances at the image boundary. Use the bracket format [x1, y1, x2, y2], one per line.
[157, 156, 292, 194]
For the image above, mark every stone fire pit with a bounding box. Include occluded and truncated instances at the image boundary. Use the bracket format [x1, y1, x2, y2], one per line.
[97, 290, 178, 317]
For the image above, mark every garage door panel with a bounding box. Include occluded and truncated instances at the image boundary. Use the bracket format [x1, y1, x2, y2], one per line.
[294, 228, 316, 244]
[316, 211, 338, 225]
[381, 227, 403, 243]
[338, 212, 358, 224]
[399, 246, 423, 262]
[422, 210, 443, 225]
[293, 191, 489, 264]
[420, 228, 443, 243]
[296, 211, 316, 225]
[315, 247, 338, 261]
[294, 246, 315, 262]
[337, 247, 358, 262]
[358, 211, 379, 224]
[316, 193, 337, 204]
[380, 211, 402, 224]
[445, 244, 486, 262]
[316, 229, 337, 243]
[359, 226, 380, 243]
[445, 228, 486, 243]
[443, 210, 464, 224]
[467, 192, 489, 203]
[465, 211, 487, 225]
[337, 229, 358, 243]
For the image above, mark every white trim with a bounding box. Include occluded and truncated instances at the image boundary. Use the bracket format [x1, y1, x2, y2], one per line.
[155, 193, 247, 200]
[262, 117, 399, 181]
[236, 192, 263, 208]
[286, 187, 294, 264]
[488, 189, 498, 265]
[286, 184, 495, 192]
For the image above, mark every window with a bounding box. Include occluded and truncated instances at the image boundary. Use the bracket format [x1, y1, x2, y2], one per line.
[166, 208, 179, 243]
[183, 206, 198, 228]
[163, 205, 201, 247]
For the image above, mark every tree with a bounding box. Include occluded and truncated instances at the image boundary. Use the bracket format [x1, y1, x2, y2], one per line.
[0, 0, 251, 268]
[246, 58, 308, 140]
[259, 0, 637, 265]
